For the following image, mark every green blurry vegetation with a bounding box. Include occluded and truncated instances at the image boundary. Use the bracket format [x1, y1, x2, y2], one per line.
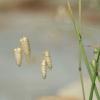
[66, 0, 100, 100]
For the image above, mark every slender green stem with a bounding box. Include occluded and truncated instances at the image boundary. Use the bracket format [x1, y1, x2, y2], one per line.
[78, 0, 82, 28]
[78, 1, 86, 99]
[67, 0, 100, 99]
[79, 50, 86, 100]
[89, 51, 100, 100]
[90, 63, 100, 82]
[89, 72, 97, 100]
[79, 63, 86, 100]
[79, 41, 100, 100]
[79, 70, 86, 100]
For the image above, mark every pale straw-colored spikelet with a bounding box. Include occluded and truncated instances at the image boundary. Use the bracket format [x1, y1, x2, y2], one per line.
[44, 50, 52, 70]
[41, 59, 47, 79]
[20, 36, 31, 63]
[14, 47, 22, 66]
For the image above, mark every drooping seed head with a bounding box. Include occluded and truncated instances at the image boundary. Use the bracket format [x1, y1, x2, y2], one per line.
[20, 36, 31, 63]
[44, 50, 50, 57]
[41, 59, 47, 79]
[20, 37, 31, 55]
[14, 47, 22, 67]
[44, 50, 52, 70]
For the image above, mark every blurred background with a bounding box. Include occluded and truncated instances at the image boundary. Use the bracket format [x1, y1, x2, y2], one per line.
[0, 0, 100, 100]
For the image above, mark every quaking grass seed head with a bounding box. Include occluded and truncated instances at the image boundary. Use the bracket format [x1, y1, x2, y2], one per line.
[14, 47, 22, 67]
[41, 59, 47, 79]
[44, 50, 50, 57]
[20, 36, 31, 63]
[44, 50, 52, 70]
[20, 36, 31, 56]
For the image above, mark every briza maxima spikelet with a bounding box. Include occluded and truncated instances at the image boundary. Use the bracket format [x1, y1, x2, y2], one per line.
[41, 59, 47, 79]
[44, 50, 52, 70]
[20, 37, 31, 55]
[14, 48, 22, 67]
[20, 36, 31, 63]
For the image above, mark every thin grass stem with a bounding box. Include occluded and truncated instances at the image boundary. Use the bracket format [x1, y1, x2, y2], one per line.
[89, 51, 100, 100]
[90, 63, 100, 82]
[79, 51, 86, 100]
[66, 0, 100, 99]
[78, 0, 82, 27]
[78, 1, 85, 98]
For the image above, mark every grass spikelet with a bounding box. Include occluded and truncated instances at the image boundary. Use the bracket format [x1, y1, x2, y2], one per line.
[44, 50, 52, 70]
[20, 36, 31, 63]
[14, 47, 22, 67]
[41, 59, 47, 79]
